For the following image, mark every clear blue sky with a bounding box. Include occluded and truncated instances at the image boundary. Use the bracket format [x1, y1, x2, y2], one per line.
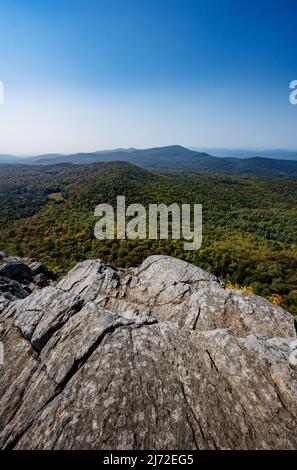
[0, 0, 296, 154]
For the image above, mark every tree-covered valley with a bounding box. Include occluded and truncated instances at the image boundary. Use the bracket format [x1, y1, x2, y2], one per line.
[0, 161, 296, 315]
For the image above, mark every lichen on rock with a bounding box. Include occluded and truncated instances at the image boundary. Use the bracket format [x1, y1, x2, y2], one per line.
[1, 254, 297, 450]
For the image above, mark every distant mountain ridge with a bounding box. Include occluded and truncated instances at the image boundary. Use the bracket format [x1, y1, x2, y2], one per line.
[0, 145, 198, 165]
[194, 148, 297, 161]
[1, 145, 297, 176]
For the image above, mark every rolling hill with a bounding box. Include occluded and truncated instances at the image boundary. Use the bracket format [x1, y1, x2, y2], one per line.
[195, 148, 297, 161]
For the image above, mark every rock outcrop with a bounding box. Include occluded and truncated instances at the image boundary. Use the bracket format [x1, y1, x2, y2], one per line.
[0, 252, 56, 315]
[0, 254, 297, 450]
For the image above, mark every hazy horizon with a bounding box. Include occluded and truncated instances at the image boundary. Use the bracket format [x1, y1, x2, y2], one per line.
[3, 144, 297, 158]
[0, 0, 296, 154]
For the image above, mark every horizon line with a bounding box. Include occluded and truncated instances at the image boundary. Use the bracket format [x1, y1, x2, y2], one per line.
[2, 144, 297, 158]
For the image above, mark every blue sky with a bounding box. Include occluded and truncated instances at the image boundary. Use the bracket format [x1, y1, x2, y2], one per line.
[0, 0, 296, 154]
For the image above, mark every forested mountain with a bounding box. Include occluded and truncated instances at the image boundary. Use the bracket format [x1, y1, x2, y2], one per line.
[1, 145, 297, 175]
[0, 161, 296, 315]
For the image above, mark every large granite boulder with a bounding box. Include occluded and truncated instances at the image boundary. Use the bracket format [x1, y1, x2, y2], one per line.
[0, 255, 297, 450]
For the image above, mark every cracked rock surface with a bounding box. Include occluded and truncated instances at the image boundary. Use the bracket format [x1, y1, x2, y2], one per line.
[1, 254, 297, 449]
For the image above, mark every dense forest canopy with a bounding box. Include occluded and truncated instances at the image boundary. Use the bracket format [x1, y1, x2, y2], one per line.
[0, 161, 296, 315]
